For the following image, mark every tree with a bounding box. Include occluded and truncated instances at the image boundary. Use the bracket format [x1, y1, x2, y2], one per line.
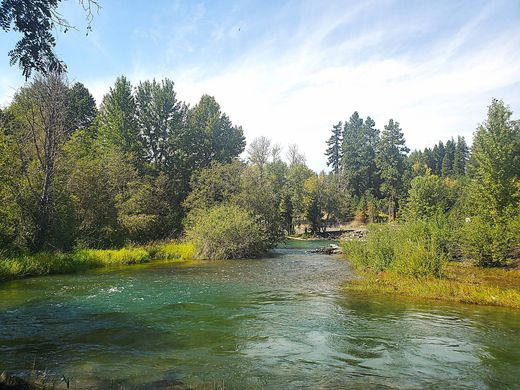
[453, 136, 469, 176]
[441, 138, 455, 177]
[247, 136, 271, 171]
[184, 161, 245, 211]
[325, 121, 342, 174]
[304, 174, 324, 233]
[98, 76, 141, 164]
[341, 112, 380, 199]
[135, 78, 187, 173]
[286, 143, 306, 166]
[376, 119, 409, 221]
[469, 99, 519, 216]
[1, 0, 100, 78]
[187, 95, 245, 169]
[4, 73, 69, 249]
[404, 174, 456, 221]
[65, 82, 97, 135]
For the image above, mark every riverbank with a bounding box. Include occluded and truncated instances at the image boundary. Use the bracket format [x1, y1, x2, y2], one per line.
[344, 261, 520, 308]
[0, 242, 195, 282]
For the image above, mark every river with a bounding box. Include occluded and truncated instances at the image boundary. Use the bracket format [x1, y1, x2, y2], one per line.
[1, 240, 519, 389]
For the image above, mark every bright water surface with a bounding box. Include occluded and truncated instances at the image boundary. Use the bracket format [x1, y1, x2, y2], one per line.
[1, 240, 519, 389]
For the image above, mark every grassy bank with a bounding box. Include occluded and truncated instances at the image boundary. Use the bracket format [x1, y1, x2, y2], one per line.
[341, 222, 520, 308]
[0, 242, 195, 282]
[344, 262, 520, 308]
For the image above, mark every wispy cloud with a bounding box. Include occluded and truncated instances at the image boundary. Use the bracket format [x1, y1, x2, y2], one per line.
[2, 0, 519, 171]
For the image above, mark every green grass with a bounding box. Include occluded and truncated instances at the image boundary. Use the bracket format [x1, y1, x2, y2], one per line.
[344, 262, 520, 308]
[341, 221, 520, 308]
[342, 221, 448, 277]
[146, 242, 195, 261]
[0, 242, 195, 282]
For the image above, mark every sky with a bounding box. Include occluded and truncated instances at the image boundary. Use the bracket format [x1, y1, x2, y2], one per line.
[1, 0, 520, 171]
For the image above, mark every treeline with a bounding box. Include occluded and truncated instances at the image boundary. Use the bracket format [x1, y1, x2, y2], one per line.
[325, 112, 471, 221]
[0, 73, 245, 252]
[331, 100, 519, 266]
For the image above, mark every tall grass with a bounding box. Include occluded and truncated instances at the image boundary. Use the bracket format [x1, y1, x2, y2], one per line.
[146, 242, 195, 261]
[0, 242, 195, 281]
[342, 220, 448, 277]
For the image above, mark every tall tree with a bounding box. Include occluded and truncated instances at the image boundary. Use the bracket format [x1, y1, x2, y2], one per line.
[65, 82, 97, 135]
[325, 121, 342, 175]
[247, 136, 271, 172]
[5, 73, 69, 249]
[468, 99, 519, 218]
[188, 95, 245, 169]
[135, 78, 186, 173]
[286, 143, 306, 166]
[376, 119, 409, 221]
[98, 76, 141, 163]
[341, 112, 379, 198]
[464, 99, 520, 265]
[453, 136, 469, 176]
[441, 138, 456, 177]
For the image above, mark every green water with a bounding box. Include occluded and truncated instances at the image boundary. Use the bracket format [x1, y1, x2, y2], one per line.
[1, 241, 519, 389]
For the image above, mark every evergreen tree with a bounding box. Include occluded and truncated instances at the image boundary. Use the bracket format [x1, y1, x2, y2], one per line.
[325, 121, 342, 175]
[441, 138, 456, 177]
[464, 99, 520, 265]
[453, 136, 469, 176]
[65, 82, 97, 135]
[376, 119, 409, 221]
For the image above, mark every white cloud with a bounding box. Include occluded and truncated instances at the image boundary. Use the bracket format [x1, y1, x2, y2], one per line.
[4, 1, 519, 173]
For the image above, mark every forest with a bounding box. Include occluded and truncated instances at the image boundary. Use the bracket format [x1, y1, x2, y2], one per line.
[0, 73, 519, 285]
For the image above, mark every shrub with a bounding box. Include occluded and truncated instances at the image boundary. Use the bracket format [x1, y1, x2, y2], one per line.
[186, 204, 268, 259]
[459, 214, 520, 266]
[342, 220, 447, 277]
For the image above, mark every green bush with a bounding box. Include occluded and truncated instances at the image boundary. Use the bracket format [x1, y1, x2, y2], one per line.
[186, 204, 268, 259]
[459, 214, 520, 266]
[342, 220, 447, 277]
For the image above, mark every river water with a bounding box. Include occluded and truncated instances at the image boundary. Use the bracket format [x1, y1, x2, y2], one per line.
[1, 241, 519, 389]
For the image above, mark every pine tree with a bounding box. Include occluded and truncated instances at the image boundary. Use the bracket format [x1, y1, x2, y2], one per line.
[325, 121, 342, 175]
[376, 119, 409, 221]
[441, 138, 456, 177]
[453, 136, 469, 176]
[341, 112, 365, 197]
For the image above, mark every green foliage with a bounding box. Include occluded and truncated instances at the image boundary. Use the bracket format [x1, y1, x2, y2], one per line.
[459, 214, 520, 267]
[376, 119, 409, 220]
[0, 242, 193, 281]
[341, 113, 380, 198]
[146, 242, 195, 261]
[184, 161, 245, 211]
[462, 99, 520, 266]
[186, 204, 268, 259]
[343, 221, 447, 277]
[75, 248, 151, 265]
[404, 174, 458, 221]
[325, 122, 342, 175]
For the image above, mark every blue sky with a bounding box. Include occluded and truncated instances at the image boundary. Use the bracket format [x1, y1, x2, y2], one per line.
[1, 0, 520, 171]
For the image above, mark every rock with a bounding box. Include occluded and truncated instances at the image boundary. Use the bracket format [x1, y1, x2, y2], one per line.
[309, 245, 342, 255]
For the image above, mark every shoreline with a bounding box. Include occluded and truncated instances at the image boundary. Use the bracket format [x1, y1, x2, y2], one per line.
[343, 260, 520, 309]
